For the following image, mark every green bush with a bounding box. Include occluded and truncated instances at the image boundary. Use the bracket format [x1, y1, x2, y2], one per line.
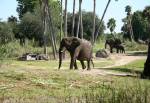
[124, 41, 148, 51]
[0, 41, 52, 58]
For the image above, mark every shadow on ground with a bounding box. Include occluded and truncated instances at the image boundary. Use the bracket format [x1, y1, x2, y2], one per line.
[95, 67, 142, 75]
[127, 51, 147, 56]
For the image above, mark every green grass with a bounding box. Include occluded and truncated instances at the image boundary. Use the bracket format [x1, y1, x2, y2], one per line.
[0, 58, 150, 103]
[101, 59, 145, 75]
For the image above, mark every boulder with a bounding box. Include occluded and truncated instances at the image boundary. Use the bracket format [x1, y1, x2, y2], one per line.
[95, 49, 109, 58]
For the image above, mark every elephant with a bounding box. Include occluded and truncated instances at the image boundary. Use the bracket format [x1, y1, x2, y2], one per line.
[105, 38, 122, 53]
[58, 37, 93, 70]
[115, 44, 125, 53]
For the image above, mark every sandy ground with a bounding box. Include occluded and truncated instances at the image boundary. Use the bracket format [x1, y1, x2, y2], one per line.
[79, 54, 146, 76]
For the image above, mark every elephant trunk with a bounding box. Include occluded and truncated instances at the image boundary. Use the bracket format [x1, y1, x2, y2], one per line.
[58, 49, 63, 69]
[58, 45, 65, 69]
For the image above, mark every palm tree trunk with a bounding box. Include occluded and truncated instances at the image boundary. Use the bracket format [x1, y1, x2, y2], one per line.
[129, 16, 134, 41]
[79, 0, 83, 39]
[94, 0, 111, 43]
[92, 0, 96, 45]
[76, 0, 81, 38]
[43, 0, 57, 59]
[64, 0, 68, 37]
[71, 0, 76, 36]
[60, 0, 63, 41]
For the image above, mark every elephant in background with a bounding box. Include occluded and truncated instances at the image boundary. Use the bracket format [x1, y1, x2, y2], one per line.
[115, 44, 125, 53]
[105, 38, 122, 53]
[58, 37, 93, 70]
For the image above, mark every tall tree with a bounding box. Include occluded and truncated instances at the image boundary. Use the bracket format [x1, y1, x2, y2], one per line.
[60, 0, 63, 41]
[79, 0, 83, 39]
[16, 0, 37, 18]
[107, 18, 116, 38]
[125, 5, 134, 41]
[71, 0, 76, 36]
[94, 0, 118, 43]
[40, 0, 57, 59]
[142, 6, 150, 78]
[76, 0, 83, 39]
[67, 12, 105, 40]
[64, 0, 68, 37]
[92, 0, 96, 45]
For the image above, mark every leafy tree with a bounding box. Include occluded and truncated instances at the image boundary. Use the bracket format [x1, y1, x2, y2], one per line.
[143, 6, 150, 22]
[18, 12, 43, 46]
[125, 5, 134, 41]
[8, 16, 18, 23]
[16, 0, 37, 18]
[0, 22, 14, 44]
[67, 12, 105, 40]
[107, 18, 116, 37]
[132, 11, 149, 41]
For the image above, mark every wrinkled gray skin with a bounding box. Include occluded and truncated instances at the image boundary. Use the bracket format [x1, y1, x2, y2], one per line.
[58, 37, 93, 70]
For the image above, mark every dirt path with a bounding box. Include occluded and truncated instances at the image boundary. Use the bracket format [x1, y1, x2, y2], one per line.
[79, 54, 146, 76]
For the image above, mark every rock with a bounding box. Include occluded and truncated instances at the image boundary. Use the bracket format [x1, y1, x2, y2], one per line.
[95, 49, 109, 58]
[18, 53, 49, 61]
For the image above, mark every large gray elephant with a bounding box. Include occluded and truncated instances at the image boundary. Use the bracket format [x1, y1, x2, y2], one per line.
[58, 37, 93, 70]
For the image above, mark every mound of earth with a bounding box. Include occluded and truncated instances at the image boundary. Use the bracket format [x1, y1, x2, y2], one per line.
[95, 49, 109, 58]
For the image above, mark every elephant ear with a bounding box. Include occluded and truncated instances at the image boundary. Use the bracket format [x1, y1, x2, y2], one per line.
[72, 38, 80, 47]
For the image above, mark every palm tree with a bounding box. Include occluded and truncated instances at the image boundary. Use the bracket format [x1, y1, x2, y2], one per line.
[60, 0, 63, 41]
[143, 6, 150, 22]
[92, 0, 96, 45]
[94, 0, 118, 43]
[40, 0, 57, 59]
[125, 5, 134, 41]
[76, 0, 83, 39]
[79, 0, 83, 39]
[64, 0, 68, 37]
[71, 0, 76, 36]
[107, 18, 116, 38]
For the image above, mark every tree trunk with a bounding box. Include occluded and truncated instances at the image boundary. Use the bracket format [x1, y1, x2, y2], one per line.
[42, 0, 57, 59]
[76, 0, 81, 38]
[64, 0, 68, 37]
[79, 0, 83, 39]
[129, 15, 134, 42]
[76, 12, 80, 38]
[142, 42, 150, 79]
[94, 0, 111, 43]
[92, 0, 96, 45]
[60, 0, 63, 41]
[71, 0, 76, 36]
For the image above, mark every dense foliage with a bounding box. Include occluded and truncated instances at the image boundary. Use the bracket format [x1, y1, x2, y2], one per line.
[67, 12, 105, 40]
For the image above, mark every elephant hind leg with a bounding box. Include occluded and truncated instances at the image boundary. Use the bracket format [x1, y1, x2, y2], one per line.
[87, 60, 91, 70]
[80, 60, 86, 69]
[74, 60, 78, 70]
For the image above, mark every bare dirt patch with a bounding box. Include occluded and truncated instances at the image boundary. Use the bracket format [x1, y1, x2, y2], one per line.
[79, 54, 146, 76]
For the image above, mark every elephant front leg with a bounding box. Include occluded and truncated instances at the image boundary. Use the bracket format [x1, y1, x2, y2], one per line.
[70, 58, 75, 70]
